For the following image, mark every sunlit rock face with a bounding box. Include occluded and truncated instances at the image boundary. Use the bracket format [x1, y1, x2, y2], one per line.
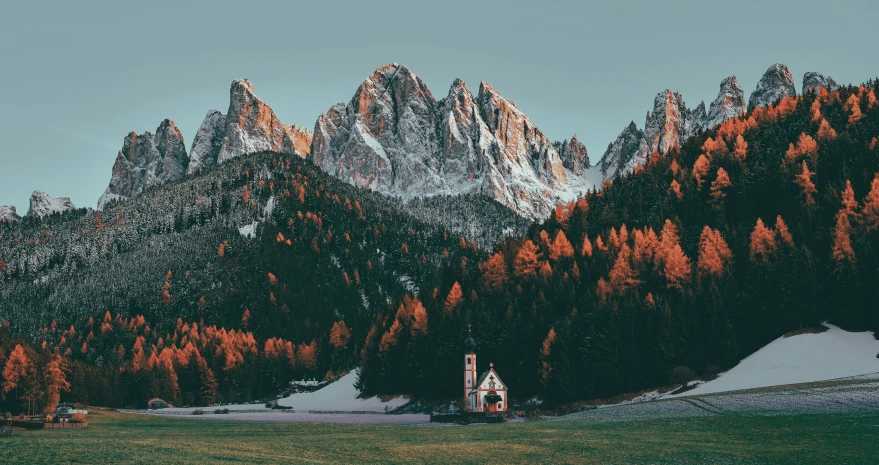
[0, 205, 20, 223]
[28, 191, 75, 218]
[97, 119, 188, 210]
[802, 72, 838, 95]
[554, 135, 590, 175]
[749, 64, 796, 109]
[187, 79, 311, 176]
[599, 74, 749, 181]
[598, 121, 643, 180]
[312, 63, 590, 220]
[706, 76, 747, 129]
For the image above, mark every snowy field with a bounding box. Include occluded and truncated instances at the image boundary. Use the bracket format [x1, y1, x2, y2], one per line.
[560, 373, 879, 423]
[131, 370, 412, 424]
[679, 323, 879, 396]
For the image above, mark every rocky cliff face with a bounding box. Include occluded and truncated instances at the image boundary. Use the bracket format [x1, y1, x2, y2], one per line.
[598, 122, 643, 180]
[802, 72, 838, 95]
[554, 135, 590, 175]
[599, 73, 752, 181]
[188, 79, 311, 175]
[0, 205, 20, 223]
[312, 63, 590, 220]
[97, 120, 188, 210]
[749, 64, 796, 109]
[28, 191, 75, 218]
[706, 76, 747, 128]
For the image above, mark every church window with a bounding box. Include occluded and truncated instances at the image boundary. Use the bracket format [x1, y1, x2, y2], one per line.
[466, 357, 471, 365]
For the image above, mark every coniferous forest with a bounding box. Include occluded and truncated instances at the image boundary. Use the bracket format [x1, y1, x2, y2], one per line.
[2, 81, 879, 413]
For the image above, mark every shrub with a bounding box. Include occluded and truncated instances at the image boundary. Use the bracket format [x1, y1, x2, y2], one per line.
[214, 409, 229, 414]
[669, 365, 697, 386]
[192, 409, 204, 416]
[71, 412, 86, 423]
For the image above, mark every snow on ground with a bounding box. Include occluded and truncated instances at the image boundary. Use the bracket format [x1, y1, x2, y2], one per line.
[238, 221, 258, 239]
[276, 369, 409, 412]
[677, 323, 879, 397]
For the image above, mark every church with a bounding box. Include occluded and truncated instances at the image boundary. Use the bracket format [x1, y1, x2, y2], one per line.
[463, 327, 508, 412]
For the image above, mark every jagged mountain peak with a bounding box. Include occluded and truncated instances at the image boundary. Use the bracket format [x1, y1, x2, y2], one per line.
[706, 75, 747, 128]
[97, 119, 188, 210]
[802, 72, 838, 95]
[187, 78, 311, 177]
[554, 135, 590, 175]
[598, 121, 643, 180]
[311, 63, 592, 220]
[28, 191, 75, 218]
[749, 64, 796, 109]
[0, 205, 20, 224]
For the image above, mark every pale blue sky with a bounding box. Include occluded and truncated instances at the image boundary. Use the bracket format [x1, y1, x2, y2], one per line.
[1, 0, 876, 212]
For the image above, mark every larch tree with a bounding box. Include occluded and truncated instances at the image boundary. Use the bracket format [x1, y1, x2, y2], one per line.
[775, 215, 794, 247]
[539, 328, 557, 388]
[841, 180, 858, 214]
[831, 209, 856, 267]
[710, 168, 732, 208]
[733, 134, 748, 160]
[480, 253, 510, 293]
[860, 173, 879, 231]
[816, 119, 837, 141]
[444, 282, 464, 314]
[513, 239, 541, 278]
[609, 244, 640, 294]
[794, 161, 817, 208]
[549, 230, 575, 260]
[697, 226, 732, 277]
[329, 321, 351, 350]
[692, 154, 711, 189]
[42, 354, 70, 413]
[845, 93, 863, 124]
[580, 235, 593, 257]
[749, 218, 777, 263]
[670, 180, 683, 200]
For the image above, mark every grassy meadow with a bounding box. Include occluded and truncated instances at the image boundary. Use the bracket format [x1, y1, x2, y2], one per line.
[2, 410, 877, 464]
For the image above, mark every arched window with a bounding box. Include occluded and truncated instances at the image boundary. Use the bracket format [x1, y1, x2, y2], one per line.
[466, 357, 471, 365]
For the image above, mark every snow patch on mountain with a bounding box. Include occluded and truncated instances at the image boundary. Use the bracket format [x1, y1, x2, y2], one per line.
[802, 72, 838, 96]
[749, 64, 796, 109]
[28, 191, 75, 218]
[0, 205, 20, 223]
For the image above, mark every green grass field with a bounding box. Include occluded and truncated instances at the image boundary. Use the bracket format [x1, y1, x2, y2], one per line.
[2, 410, 877, 464]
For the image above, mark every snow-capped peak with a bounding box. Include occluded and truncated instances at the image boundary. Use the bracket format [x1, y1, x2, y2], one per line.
[802, 72, 838, 96]
[749, 64, 796, 109]
[0, 205, 20, 224]
[28, 191, 75, 218]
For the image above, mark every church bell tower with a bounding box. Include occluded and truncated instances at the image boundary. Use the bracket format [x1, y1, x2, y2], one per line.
[464, 325, 477, 412]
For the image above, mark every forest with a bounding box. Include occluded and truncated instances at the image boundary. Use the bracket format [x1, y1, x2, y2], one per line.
[2, 80, 878, 412]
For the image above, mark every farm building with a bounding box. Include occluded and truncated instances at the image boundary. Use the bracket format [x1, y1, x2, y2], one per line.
[463, 327, 508, 413]
[147, 398, 174, 409]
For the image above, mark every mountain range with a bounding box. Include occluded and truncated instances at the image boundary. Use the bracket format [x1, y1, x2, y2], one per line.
[1, 63, 840, 226]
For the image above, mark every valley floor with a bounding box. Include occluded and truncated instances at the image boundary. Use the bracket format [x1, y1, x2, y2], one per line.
[3, 398, 877, 464]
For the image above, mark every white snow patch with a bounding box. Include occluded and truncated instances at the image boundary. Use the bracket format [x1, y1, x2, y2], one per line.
[263, 196, 275, 218]
[677, 323, 879, 397]
[277, 369, 409, 412]
[238, 221, 258, 239]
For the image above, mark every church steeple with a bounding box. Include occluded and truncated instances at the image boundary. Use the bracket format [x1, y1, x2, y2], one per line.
[463, 325, 477, 412]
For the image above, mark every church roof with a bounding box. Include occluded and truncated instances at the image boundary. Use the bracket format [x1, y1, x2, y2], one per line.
[469, 367, 506, 394]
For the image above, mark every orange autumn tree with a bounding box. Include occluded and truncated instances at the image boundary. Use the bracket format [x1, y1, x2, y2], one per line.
[692, 154, 711, 189]
[861, 173, 879, 231]
[775, 215, 794, 247]
[831, 209, 855, 267]
[670, 180, 683, 200]
[658, 220, 691, 290]
[42, 354, 70, 413]
[549, 230, 575, 260]
[513, 239, 541, 278]
[785, 133, 818, 164]
[733, 134, 748, 159]
[816, 119, 837, 141]
[749, 218, 777, 263]
[539, 327, 557, 388]
[710, 168, 732, 208]
[444, 282, 464, 314]
[794, 161, 817, 208]
[608, 244, 640, 294]
[697, 226, 732, 277]
[841, 180, 858, 214]
[480, 252, 509, 293]
[329, 321, 351, 350]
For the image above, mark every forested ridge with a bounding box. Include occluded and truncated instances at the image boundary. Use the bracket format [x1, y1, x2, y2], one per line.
[2, 81, 879, 412]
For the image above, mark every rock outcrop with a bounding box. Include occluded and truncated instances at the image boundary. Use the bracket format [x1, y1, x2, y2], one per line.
[312, 63, 588, 220]
[28, 191, 75, 218]
[706, 76, 747, 128]
[554, 135, 590, 175]
[188, 79, 312, 176]
[598, 122, 643, 180]
[0, 205, 20, 224]
[749, 64, 796, 109]
[97, 119, 188, 210]
[802, 72, 838, 95]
